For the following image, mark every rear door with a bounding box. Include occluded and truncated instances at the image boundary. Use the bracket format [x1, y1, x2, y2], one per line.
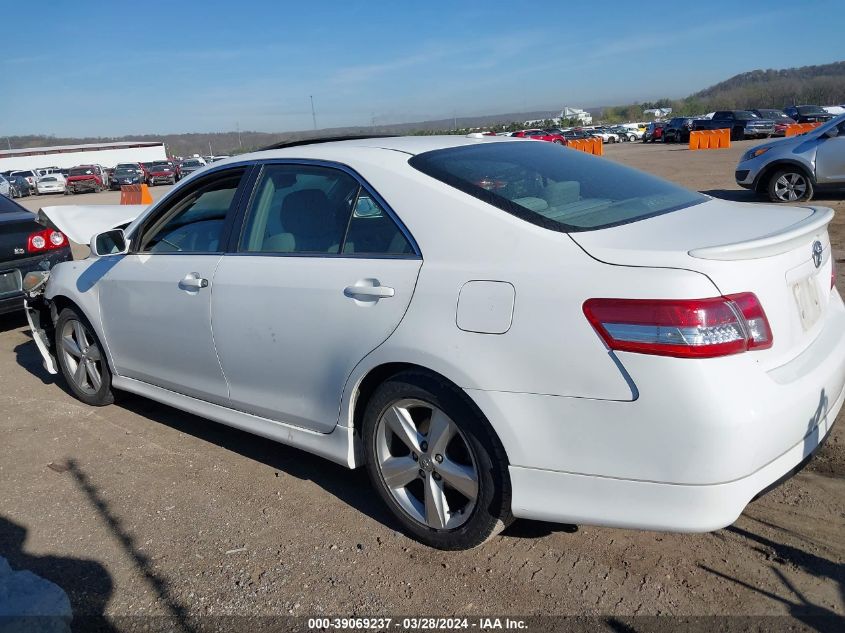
[210, 162, 422, 432]
[815, 119, 845, 183]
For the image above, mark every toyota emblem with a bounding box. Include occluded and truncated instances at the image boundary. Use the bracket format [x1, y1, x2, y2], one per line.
[812, 240, 823, 269]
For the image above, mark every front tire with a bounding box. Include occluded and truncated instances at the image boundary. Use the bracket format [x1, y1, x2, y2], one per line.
[363, 371, 512, 550]
[767, 168, 814, 203]
[55, 308, 115, 406]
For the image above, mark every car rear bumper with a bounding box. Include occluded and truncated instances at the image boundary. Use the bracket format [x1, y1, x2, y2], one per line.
[507, 402, 838, 531]
[0, 250, 70, 314]
[468, 289, 845, 531]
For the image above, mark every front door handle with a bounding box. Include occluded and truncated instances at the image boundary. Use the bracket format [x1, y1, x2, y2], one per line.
[179, 273, 209, 290]
[344, 280, 395, 299]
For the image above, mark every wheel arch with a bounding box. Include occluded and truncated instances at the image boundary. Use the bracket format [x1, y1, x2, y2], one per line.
[47, 293, 118, 376]
[753, 159, 815, 192]
[348, 361, 512, 467]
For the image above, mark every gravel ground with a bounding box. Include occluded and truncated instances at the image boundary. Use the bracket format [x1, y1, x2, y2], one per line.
[2, 140, 843, 632]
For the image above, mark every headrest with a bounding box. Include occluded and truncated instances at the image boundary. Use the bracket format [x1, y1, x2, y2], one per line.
[280, 189, 334, 236]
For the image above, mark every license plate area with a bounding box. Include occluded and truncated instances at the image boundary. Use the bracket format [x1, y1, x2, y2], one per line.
[793, 275, 822, 331]
[0, 269, 22, 297]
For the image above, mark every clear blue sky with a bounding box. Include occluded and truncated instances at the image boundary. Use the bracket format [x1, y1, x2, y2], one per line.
[2, 0, 842, 136]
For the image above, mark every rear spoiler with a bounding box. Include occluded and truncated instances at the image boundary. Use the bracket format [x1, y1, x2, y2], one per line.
[36, 205, 147, 245]
[689, 206, 834, 261]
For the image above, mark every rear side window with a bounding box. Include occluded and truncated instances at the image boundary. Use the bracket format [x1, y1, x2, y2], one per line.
[409, 141, 706, 232]
[239, 164, 413, 256]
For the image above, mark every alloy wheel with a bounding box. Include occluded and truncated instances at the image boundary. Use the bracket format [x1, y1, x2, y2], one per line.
[375, 399, 479, 530]
[60, 319, 104, 395]
[773, 173, 807, 202]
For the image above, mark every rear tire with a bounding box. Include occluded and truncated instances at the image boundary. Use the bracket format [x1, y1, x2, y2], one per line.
[767, 168, 814, 203]
[363, 371, 512, 550]
[55, 307, 115, 407]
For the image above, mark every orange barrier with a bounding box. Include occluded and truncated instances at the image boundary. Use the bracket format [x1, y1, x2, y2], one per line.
[689, 129, 731, 150]
[565, 137, 603, 156]
[120, 184, 153, 205]
[785, 122, 822, 137]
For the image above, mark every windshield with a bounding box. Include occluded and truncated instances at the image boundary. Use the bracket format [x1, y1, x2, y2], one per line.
[68, 167, 95, 176]
[798, 106, 826, 115]
[182, 160, 202, 167]
[114, 169, 136, 176]
[409, 141, 706, 232]
[734, 111, 758, 120]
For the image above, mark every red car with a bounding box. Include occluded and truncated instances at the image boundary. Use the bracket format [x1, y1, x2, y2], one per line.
[65, 165, 107, 194]
[511, 129, 566, 144]
[147, 164, 177, 186]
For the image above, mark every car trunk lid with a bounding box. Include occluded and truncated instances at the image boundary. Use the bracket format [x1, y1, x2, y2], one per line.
[0, 210, 40, 265]
[570, 198, 836, 368]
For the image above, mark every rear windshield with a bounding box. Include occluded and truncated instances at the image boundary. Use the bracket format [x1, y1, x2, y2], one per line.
[409, 141, 706, 232]
[69, 167, 96, 176]
[0, 195, 26, 214]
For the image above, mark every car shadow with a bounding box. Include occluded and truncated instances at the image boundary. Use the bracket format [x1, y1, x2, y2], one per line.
[699, 520, 844, 632]
[11, 332, 585, 544]
[0, 310, 27, 334]
[111, 391, 402, 533]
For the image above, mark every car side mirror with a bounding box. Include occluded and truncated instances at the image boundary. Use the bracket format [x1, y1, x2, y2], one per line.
[823, 127, 839, 139]
[90, 228, 129, 257]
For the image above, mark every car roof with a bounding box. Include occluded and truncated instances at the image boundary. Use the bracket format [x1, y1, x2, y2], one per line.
[214, 135, 522, 166]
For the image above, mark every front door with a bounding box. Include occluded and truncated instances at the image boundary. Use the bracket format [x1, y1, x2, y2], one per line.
[815, 120, 845, 183]
[211, 163, 422, 432]
[98, 167, 249, 403]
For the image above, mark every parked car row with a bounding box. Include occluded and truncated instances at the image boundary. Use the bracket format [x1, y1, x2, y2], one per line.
[0, 157, 209, 199]
[506, 125, 644, 146]
[652, 105, 835, 144]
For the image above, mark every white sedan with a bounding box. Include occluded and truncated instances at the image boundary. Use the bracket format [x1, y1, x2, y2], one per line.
[24, 135, 845, 550]
[36, 174, 67, 194]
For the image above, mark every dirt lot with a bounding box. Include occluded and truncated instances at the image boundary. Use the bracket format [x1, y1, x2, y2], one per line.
[2, 142, 843, 631]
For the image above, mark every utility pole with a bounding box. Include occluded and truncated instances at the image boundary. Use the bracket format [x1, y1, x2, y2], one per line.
[208, 141, 213, 158]
[236, 122, 242, 149]
[453, 111, 457, 131]
[310, 95, 317, 130]
[5, 138, 10, 151]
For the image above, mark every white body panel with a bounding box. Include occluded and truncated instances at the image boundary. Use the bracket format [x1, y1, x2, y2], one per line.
[98, 254, 228, 403]
[211, 256, 422, 432]
[35, 135, 845, 533]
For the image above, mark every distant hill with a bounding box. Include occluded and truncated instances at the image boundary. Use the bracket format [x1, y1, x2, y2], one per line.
[688, 61, 845, 110]
[600, 61, 845, 122]
[5, 109, 562, 158]
[6, 61, 844, 155]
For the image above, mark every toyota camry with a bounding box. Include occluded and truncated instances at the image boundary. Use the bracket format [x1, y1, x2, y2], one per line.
[24, 135, 844, 550]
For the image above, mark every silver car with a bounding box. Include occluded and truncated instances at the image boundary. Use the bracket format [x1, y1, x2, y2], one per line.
[735, 113, 845, 202]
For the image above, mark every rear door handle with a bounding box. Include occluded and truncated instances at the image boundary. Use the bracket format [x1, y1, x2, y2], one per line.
[344, 281, 395, 299]
[179, 273, 209, 290]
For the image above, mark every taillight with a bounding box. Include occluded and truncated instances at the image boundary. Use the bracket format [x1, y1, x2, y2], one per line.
[582, 293, 773, 359]
[27, 229, 68, 253]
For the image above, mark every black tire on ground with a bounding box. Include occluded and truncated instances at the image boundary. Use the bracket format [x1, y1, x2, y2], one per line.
[54, 307, 115, 407]
[363, 370, 513, 550]
[766, 168, 814, 203]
